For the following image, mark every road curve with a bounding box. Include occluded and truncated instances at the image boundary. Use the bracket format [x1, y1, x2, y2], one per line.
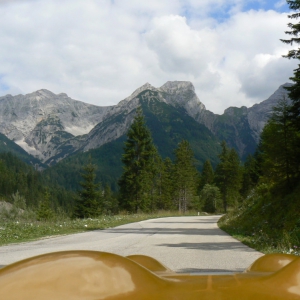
[0, 215, 263, 273]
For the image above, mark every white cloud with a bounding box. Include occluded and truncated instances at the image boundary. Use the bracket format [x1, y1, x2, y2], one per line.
[0, 0, 297, 113]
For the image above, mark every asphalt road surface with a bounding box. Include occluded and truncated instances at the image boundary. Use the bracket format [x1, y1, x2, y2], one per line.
[0, 215, 263, 273]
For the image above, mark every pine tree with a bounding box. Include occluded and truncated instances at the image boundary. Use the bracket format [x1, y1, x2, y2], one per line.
[240, 154, 260, 198]
[148, 152, 162, 212]
[215, 141, 242, 212]
[173, 140, 198, 213]
[199, 160, 214, 191]
[73, 160, 101, 218]
[157, 157, 176, 210]
[37, 190, 54, 221]
[281, 0, 300, 129]
[102, 184, 119, 215]
[259, 98, 300, 189]
[200, 184, 221, 213]
[118, 107, 159, 213]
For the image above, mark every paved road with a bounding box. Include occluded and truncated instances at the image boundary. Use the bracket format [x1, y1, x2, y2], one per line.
[0, 215, 263, 273]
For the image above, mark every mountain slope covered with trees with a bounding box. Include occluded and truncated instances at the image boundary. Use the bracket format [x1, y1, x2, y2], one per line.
[220, 0, 300, 254]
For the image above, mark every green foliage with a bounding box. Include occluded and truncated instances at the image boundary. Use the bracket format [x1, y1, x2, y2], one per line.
[0, 152, 74, 211]
[73, 160, 102, 218]
[43, 136, 125, 192]
[200, 184, 221, 213]
[215, 141, 242, 212]
[219, 181, 300, 255]
[12, 191, 26, 210]
[199, 160, 214, 191]
[219, 99, 300, 255]
[0, 133, 43, 167]
[240, 154, 260, 198]
[37, 190, 54, 221]
[258, 98, 300, 189]
[281, 1, 300, 131]
[102, 184, 119, 215]
[211, 108, 257, 161]
[43, 93, 222, 195]
[140, 93, 221, 169]
[173, 140, 198, 213]
[157, 157, 176, 210]
[118, 107, 159, 212]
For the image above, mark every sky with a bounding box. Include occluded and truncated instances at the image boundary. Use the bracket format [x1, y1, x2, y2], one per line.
[0, 0, 298, 114]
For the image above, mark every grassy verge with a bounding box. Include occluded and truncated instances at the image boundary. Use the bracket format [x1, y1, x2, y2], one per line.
[218, 183, 300, 257]
[219, 216, 300, 256]
[0, 211, 201, 246]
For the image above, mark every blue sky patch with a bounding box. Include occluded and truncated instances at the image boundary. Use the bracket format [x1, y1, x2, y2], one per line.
[0, 76, 10, 92]
[184, 1, 290, 24]
[244, 0, 289, 13]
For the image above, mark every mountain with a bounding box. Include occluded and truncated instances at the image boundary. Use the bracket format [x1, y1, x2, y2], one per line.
[196, 83, 292, 160]
[0, 132, 43, 167]
[43, 88, 221, 190]
[0, 81, 291, 168]
[0, 89, 110, 162]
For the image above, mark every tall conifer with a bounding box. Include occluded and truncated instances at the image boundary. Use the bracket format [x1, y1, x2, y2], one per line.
[173, 140, 198, 213]
[259, 98, 300, 189]
[157, 157, 176, 210]
[118, 107, 158, 213]
[73, 159, 101, 218]
[199, 160, 214, 191]
[215, 141, 242, 212]
[281, 0, 300, 129]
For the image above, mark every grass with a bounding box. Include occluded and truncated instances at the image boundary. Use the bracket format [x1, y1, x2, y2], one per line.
[0, 210, 202, 246]
[219, 216, 300, 256]
[218, 183, 300, 256]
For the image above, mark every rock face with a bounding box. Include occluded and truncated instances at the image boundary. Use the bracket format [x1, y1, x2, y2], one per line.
[194, 83, 292, 159]
[247, 83, 292, 143]
[159, 81, 206, 119]
[80, 81, 206, 153]
[0, 89, 110, 161]
[0, 81, 292, 165]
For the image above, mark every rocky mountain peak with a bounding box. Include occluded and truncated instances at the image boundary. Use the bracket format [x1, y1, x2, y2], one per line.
[245, 83, 291, 143]
[160, 81, 195, 94]
[29, 89, 56, 100]
[123, 82, 158, 103]
[158, 81, 206, 122]
[57, 93, 69, 98]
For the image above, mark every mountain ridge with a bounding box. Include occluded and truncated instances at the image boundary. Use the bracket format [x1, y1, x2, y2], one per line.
[0, 81, 292, 165]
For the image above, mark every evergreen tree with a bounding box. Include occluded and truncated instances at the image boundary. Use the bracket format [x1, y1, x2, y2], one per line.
[281, 1, 300, 130]
[215, 141, 242, 212]
[148, 152, 162, 212]
[259, 98, 300, 189]
[240, 154, 260, 198]
[157, 157, 176, 210]
[200, 184, 221, 213]
[199, 160, 214, 191]
[73, 160, 101, 218]
[37, 190, 54, 221]
[173, 140, 198, 213]
[118, 107, 159, 213]
[102, 184, 119, 215]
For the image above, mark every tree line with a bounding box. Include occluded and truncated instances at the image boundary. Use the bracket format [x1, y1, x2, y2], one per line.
[1, 95, 297, 219]
[73, 107, 257, 217]
[0, 152, 76, 219]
